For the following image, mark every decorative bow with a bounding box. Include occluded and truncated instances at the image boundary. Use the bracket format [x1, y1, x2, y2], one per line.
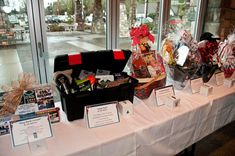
[0, 73, 39, 116]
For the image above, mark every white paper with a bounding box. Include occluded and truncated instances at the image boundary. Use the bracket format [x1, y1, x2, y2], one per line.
[15, 103, 39, 115]
[190, 78, 203, 94]
[85, 102, 120, 128]
[176, 46, 189, 66]
[223, 79, 234, 88]
[95, 75, 114, 83]
[215, 72, 225, 85]
[10, 115, 53, 147]
[155, 85, 175, 106]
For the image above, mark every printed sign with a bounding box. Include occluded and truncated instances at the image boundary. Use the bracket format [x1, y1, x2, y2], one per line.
[10, 115, 53, 147]
[155, 85, 175, 106]
[84, 101, 120, 128]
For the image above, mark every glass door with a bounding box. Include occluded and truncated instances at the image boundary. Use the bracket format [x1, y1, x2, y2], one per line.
[0, 0, 43, 91]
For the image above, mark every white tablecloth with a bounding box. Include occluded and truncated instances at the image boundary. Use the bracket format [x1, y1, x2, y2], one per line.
[0, 84, 234, 156]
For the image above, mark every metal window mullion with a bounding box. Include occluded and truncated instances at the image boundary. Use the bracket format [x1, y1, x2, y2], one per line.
[26, 0, 41, 83]
[195, 0, 208, 41]
[107, 0, 119, 49]
[27, 0, 47, 83]
[38, 0, 49, 82]
[158, 0, 170, 51]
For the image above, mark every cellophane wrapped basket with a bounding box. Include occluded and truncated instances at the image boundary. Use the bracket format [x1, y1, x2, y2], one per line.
[218, 33, 235, 78]
[161, 30, 201, 89]
[196, 32, 221, 82]
[129, 24, 166, 99]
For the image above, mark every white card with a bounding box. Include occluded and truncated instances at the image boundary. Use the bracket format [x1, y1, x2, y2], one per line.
[95, 75, 114, 83]
[15, 103, 39, 115]
[85, 101, 120, 128]
[200, 84, 213, 96]
[223, 79, 234, 88]
[215, 72, 225, 85]
[190, 77, 203, 94]
[10, 115, 53, 147]
[176, 46, 189, 66]
[155, 85, 175, 106]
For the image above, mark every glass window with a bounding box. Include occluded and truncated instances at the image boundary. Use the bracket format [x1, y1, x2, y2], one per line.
[43, 0, 107, 83]
[118, 0, 162, 51]
[167, 0, 199, 35]
[0, 0, 34, 91]
[203, 0, 235, 40]
[203, 0, 221, 37]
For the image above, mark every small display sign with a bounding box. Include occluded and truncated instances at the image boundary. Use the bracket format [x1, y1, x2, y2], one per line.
[215, 72, 225, 85]
[9, 115, 53, 147]
[84, 101, 120, 128]
[155, 85, 175, 106]
[190, 77, 203, 94]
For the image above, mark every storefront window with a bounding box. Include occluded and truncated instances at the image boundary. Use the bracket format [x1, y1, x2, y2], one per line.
[167, 0, 199, 35]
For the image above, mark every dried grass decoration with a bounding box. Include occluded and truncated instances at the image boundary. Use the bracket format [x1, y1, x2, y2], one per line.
[0, 73, 39, 116]
[130, 24, 166, 99]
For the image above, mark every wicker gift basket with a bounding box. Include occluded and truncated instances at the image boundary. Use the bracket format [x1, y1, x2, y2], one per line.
[129, 24, 166, 99]
[134, 74, 166, 99]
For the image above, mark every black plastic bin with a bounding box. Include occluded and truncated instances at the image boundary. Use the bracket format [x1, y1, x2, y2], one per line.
[54, 50, 138, 121]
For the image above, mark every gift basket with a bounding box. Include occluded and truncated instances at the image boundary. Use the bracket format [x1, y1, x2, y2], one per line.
[161, 30, 201, 89]
[196, 32, 221, 82]
[0, 73, 39, 117]
[0, 73, 59, 135]
[218, 33, 235, 78]
[54, 50, 138, 121]
[129, 24, 166, 99]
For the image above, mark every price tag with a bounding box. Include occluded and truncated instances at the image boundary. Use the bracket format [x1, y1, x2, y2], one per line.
[84, 101, 120, 128]
[190, 77, 203, 94]
[155, 85, 175, 106]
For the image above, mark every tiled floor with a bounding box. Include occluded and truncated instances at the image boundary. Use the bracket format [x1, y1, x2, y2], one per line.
[177, 121, 235, 156]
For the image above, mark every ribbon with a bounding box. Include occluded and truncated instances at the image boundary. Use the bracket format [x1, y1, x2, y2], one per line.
[0, 73, 39, 116]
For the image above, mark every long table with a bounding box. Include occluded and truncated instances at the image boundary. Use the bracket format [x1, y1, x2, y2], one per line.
[0, 84, 235, 156]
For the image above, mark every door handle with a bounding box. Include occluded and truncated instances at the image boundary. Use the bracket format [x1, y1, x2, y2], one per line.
[38, 42, 43, 58]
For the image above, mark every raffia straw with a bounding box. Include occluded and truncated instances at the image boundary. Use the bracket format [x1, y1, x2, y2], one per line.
[0, 73, 39, 116]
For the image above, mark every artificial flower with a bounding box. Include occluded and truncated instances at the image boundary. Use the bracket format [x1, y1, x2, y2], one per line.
[130, 24, 154, 46]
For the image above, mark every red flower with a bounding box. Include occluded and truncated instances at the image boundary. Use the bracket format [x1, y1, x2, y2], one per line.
[130, 24, 155, 46]
[140, 24, 149, 36]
